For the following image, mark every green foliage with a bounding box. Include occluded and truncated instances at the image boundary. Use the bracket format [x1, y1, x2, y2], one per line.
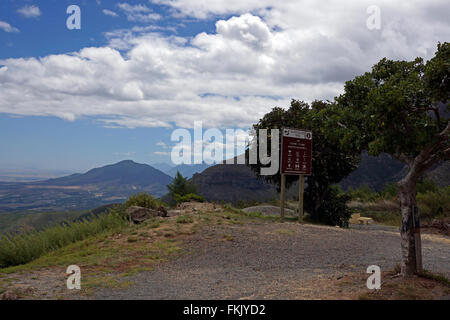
[167, 172, 197, 196]
[380, 182, 398, 199]
[0, 210, 87, 235]
[167, 172, 202, 204]
[347, 184, 379, 202]
[125, 192, 160, 210]
[416, 178, 439, 194]
[327, 42, 449, 164]
[306, 186, 351, 228]
[417, 186, 450, 220]
[176, 215, 194, 224]
[248, 100, 360, 227]
[173, 193, 205, 204]
[0, 210, 127, 268]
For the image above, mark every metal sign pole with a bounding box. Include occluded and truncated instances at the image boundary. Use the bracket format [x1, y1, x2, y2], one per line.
[298, 175, 304, 222]
[280, 174, 286, 220]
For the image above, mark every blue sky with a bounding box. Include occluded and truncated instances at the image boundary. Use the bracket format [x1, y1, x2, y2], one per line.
[0, 0, 219, 172]
[0, 1, 449, 174]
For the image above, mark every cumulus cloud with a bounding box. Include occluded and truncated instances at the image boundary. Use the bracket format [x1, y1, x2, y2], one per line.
[0, 1, 449, 129]
[103, 9, 119, 17]
[0, 21, 19, 32]
[17, 5, 41, 18]
[117, 3, 161, 22]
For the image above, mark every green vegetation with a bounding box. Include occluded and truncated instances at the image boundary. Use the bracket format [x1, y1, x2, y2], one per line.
[347, 179, 449, 226]
[0, 210, 87, 235]
[125, 192, 162, 209]
[249, 100, 360, 227]
[0, 209, 127, 268]
[417, 186, 450, 220]
[308, 186, 352, 227]
[167, 171, 203, 204]
[173, 193, 205, 204]
[176, 215, 194, 224]
[321, 42, 449, 275]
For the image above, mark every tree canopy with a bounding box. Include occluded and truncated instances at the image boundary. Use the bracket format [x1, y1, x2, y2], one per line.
[248, 99, 360, 226]
[320, 42, 449, 275]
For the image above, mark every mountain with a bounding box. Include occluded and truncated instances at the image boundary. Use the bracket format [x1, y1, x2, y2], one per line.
[190, 164, 279, 204]
[339, 153, 450, 191]
[168, 163, 212, 179]
[43, 160, 171, 187]
[151, 163, 174, 174]
[190, 154, 449, 204]
[338, 153, 405, 191]
[425, 161, 450, 187]
[0, 161, 172, 212]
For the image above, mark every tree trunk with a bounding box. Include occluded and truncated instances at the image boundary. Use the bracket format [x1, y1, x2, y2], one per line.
[398, 173, 420, 276]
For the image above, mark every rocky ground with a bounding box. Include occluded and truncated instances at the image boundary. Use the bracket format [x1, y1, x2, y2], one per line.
[1, 202, 449, 300]
[94, 220, 450, 299]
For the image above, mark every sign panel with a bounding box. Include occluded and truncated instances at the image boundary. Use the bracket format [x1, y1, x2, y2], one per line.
[281, 128, 312, 175]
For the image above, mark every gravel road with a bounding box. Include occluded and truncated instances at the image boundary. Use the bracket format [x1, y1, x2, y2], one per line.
[95, 222, 450, 300]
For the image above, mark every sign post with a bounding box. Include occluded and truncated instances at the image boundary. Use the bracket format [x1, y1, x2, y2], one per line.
[280, 128, 312, 222]
[298, 175, 305, 222]
[280, 174, 286, 219]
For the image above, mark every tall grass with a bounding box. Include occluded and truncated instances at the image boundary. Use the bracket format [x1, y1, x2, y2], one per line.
[0, 210, 127, 268]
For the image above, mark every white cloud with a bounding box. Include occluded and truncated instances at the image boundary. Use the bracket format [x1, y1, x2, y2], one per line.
[117, 3, 161, 22]
[154, 151, 170, 155]
[103, 9, 119, 18]
[0, 21, 19, 33]
[0, 1, 449, 129]
[17, 5, 41, 18]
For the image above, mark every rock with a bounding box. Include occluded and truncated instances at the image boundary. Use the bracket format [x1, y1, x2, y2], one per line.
[157, 206, 168, 217]
[127, 206, 166, 224]
[1, 290, 20, 300]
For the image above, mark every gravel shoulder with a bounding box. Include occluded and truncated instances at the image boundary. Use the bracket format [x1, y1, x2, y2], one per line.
[94, 221, 450, 300]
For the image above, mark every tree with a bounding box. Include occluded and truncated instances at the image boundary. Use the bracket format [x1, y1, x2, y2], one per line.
[322, 42, 449, 276]
[167, 171, 198, 199]
[248, 100, 360, 227]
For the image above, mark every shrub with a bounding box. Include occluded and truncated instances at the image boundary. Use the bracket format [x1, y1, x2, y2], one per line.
[348, 184, 379, 202]
[125, 192, 161, 209]
[417, 186, 450, 221]
[380, 182, 398, 199]
[416, 178, 439, 194]
[0, 210, 127, 268]
[307, 186, 352, 227]
[173, 193, 205, 204]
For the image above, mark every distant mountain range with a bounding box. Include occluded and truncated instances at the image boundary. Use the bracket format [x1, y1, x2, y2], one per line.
[0, 155, 447, 212]
[189, 154, 449, 204]
[151, 162, 212, 179]
[340, 153, 450, 190]
[0, 160, 172, 212]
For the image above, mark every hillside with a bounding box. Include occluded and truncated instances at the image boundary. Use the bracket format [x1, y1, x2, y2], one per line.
[167, 163, 211, 179]
[0, 161, 172, 212]
[189, 154, 449, 203]
[191, 164, 290, 204]
[340, 153, 449, 191]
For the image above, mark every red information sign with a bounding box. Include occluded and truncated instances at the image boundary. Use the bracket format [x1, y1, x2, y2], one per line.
[281, 128, 312, 175]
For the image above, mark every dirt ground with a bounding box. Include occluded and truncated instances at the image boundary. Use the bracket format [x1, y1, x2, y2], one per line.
[1, 204, 449, 300]
[92, 221, 449, 300]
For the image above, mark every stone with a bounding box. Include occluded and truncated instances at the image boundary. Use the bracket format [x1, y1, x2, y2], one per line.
[127, 206, 165, 224]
